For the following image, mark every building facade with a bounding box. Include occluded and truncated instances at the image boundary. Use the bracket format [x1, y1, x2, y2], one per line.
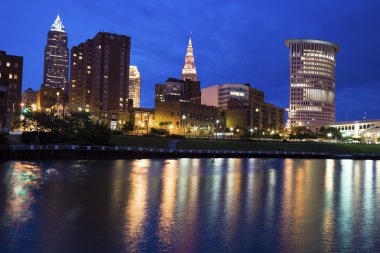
[0, 51, 23, 130]
[226, 99, 285, 131]
[69, 32, 131, 129]
[129, 66, 140, 108]
[155, 78, 201, 103]
[155, 101, 219, 135]
[181, 37, 197, 81]
[22, 88, 38, 106]
[285, 39, 339, 127]
[201, 83, 250, 109]
[36, 87, 63, 111]
[130, 107, 155, 134]
[201, 83, 284, 131]
[42, 15, 69, 89]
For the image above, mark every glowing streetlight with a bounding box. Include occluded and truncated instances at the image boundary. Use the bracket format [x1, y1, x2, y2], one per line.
[327, 133, 332, 138]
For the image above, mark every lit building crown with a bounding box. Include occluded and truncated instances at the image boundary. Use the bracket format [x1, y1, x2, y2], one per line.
[51, 15, 65, 32]
[181, 35, 198, 81]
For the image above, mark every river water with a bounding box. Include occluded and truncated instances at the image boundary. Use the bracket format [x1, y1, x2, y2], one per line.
[1, 159, 380, 252]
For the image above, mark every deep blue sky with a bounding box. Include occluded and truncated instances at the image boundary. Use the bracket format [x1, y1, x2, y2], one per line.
[1, 0, 379, 121]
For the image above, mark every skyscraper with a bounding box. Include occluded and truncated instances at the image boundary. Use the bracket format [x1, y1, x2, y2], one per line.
[129, 66, 140, 108]
[285, 39, 339, 127]
[42, 15, 69, 89]
[69, 32, 131, 129]
[181, 37, 197, 81]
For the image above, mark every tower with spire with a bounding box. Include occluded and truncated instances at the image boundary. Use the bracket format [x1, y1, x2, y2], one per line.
[181, 35, 198, 81]
[42, 15, 69, 89]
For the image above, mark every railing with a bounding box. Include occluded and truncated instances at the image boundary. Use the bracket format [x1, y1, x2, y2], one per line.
[9, 144, 336, 156]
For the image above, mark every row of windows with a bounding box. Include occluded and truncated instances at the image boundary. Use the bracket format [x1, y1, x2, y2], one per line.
[0, 61, 19, 68]
[336, 124, 375, 131]
[0, 73, 19, 80]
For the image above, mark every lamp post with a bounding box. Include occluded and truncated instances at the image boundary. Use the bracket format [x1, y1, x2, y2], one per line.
[215, 120, 220, 139]
[182, 115, 186, 136]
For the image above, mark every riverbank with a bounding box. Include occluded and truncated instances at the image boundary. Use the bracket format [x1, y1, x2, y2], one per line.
[2, 135, 380, 160]
[111, 135, 380, 154]
[2, 144, 380, 160]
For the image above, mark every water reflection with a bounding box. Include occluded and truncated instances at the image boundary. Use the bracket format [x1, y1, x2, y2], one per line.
[5, 161, 41, 223]
[158, 160, 178, 248]
[124, 159, 149, 251]
[1, 158, 380, 253]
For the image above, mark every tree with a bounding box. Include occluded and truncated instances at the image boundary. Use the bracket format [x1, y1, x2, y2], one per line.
[122, 122, 134, 133]
[319, 126, 342, 139]
[150, 128, 169, 136]
[289, 126, 317, 140]
[22, 111, 111, 145]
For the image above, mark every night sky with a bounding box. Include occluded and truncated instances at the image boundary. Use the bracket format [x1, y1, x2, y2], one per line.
[1, 0, 379, 121]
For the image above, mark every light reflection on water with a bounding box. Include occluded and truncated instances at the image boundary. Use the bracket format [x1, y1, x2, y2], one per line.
[1, 159, 380, 252]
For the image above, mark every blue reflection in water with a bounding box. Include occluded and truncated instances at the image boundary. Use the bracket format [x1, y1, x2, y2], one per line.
[1, 159, 380, 253]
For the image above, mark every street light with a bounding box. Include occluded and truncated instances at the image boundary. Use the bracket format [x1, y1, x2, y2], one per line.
[215, 119, 220, 138]
[182, 115, 186, 136]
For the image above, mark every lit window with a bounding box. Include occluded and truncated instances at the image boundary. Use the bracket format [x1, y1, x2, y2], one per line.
[6, 62, 10, 67]
[14, 74, 18, 80]
[8, 74, 13, 79]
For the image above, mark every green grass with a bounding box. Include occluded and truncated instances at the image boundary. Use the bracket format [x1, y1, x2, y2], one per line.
[178, 139, 380, 154]
[111, 135, 380, 154]
[111, 135, 171, 149]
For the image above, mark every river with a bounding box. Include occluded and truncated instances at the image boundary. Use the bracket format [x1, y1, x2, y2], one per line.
[1, 159, 380, 252]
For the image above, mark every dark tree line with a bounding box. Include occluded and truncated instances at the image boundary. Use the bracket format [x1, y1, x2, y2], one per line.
[22, 111, 111, 145]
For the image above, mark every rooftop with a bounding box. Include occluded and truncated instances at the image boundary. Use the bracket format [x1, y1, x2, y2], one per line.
[285, 39, 340, 52]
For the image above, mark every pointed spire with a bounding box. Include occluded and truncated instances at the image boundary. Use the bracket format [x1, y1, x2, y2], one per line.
[51, 14, 65, 32]
[181, 32, 197, 81]
[188, 31, 192, 47]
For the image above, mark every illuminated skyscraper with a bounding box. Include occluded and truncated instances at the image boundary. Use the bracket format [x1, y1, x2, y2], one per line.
[285, 39, 339, 127]
[129, 66, 140, 108]
[69, 32, 131, 112]
[181, 37, 197, 81]
[42, 15, 69, 89]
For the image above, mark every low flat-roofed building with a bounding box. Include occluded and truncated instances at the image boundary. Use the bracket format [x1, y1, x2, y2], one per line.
[155, 101, 220, 135]
[130, 107, 155, 134]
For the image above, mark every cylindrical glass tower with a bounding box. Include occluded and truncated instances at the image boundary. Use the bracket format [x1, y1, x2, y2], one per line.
[285, 39, 339, 127]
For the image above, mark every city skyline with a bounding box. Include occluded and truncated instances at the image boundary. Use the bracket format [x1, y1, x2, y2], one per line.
[1, 1, 379, 121]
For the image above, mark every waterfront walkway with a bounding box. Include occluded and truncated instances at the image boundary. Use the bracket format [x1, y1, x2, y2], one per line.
[2, 144, 380, 160]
